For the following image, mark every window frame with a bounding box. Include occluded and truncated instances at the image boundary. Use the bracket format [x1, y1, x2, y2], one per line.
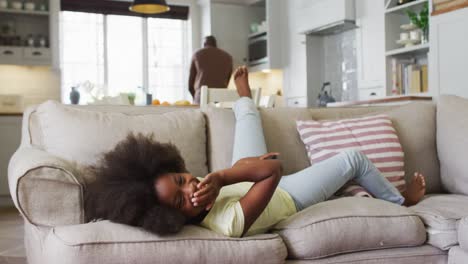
[60, 11, 189, 103]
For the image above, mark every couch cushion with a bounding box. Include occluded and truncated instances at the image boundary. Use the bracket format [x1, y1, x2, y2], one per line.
[273, 197, 426, 260]
[32, 101, 208, 181]
[437, 95, 468, 195]
[202, 107, 236, 172]
[459, 217, 468, 251]
[410, 194, 468, 250]
[296, 114, 405, 197]
[43, 221, 287, 264]
[448, 246, 468, 264]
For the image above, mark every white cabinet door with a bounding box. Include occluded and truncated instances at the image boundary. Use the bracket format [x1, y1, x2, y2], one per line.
[0, 116, 22, 202]
[282, 0, 308, 101]
[355, 0, 385, 97]
[211, 3, 250, 68]
[430, 8, 468, 98]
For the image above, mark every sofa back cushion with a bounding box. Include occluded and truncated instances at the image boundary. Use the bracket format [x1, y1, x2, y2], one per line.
[205, 101, 440, 193]
[437, 95, 468, 195]
[30, 101, 208, 182]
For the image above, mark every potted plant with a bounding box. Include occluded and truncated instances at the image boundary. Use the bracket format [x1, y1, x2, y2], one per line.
[407, 3, 429, 43]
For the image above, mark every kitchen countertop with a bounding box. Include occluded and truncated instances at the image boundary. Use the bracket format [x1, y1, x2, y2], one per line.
[0, 112, 23, 116]
[327, 95, 433, 107]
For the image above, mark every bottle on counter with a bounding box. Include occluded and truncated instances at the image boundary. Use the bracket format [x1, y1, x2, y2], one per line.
[70, 87, 80, 105]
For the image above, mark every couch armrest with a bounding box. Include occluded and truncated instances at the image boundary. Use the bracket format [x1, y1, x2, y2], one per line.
[8, 147, 85, 227]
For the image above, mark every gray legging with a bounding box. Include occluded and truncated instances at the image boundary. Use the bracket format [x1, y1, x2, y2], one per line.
[231, 97, 405, 211]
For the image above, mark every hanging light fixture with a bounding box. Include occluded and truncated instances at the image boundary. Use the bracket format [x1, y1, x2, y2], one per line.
[129, 0, 170, 14]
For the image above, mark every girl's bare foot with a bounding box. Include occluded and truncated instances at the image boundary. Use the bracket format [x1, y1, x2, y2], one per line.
[403, 172, 426, 206]
[234, 66, 252, 98]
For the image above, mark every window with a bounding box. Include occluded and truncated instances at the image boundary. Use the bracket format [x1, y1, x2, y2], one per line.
[60, 11, 189, 104]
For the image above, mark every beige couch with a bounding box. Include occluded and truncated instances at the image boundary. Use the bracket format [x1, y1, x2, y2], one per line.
[8, 95, 468, 264]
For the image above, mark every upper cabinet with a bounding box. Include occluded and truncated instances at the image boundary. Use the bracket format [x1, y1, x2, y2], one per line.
[429, 6, 468, 98]
[295, 0, 356, 34]
[355, 0, 386, 96]
[0, 0, 57, 66]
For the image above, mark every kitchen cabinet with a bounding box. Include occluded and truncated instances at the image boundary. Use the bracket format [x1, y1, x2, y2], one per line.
[0, 115, 22, 206]
[210, 3, 251, 67]
[294, 0, 356, 34]
[282, 0, 308, 106]
[355, 0, 386, 96]
[429, 7, 468, 98]
[0, 0, 59, 67]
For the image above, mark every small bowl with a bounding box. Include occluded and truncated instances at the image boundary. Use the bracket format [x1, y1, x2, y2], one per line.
[11, 1, 23, 10]
[24, 2, 35, 11]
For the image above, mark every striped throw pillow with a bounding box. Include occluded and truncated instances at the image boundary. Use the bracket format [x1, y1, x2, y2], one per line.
[296, 115, 405, 197]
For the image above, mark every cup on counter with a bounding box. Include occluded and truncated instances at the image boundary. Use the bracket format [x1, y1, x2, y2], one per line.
[399, 32, 409, 41]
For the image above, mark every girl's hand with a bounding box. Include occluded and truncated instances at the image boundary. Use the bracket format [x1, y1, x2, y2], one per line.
[192, 171, 224, 210]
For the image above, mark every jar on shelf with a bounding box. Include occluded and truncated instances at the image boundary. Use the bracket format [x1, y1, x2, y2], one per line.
[38, 34, 47, 47]
[26, 34, 35, 47]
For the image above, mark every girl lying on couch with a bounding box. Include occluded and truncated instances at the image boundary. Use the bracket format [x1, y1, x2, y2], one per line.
[85, 67, 426, 237]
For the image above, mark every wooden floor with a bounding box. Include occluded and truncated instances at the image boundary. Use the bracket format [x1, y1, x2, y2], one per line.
[0, 207, 26, 264]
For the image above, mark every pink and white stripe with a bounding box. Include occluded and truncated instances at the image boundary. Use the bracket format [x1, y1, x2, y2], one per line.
[296, 115, 406, 197]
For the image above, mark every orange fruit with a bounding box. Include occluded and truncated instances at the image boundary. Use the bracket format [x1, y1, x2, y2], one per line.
[152, 99, 160, 105]
[161, 101, 171, 106]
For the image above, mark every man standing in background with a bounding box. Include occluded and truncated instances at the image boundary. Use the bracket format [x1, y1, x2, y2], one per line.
[189, 36, 233, 104]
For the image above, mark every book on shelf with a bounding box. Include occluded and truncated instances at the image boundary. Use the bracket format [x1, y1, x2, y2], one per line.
[421, 65, 428, 92]
[391, 58, 428, 95]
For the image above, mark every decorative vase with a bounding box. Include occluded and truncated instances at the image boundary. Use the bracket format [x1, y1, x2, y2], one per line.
[70, 87, 80, 104]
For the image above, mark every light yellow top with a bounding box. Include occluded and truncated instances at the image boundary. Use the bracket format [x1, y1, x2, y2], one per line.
[199, 181, 297, 237]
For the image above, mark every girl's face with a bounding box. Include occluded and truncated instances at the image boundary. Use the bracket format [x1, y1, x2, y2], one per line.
[154, 173, 205, 218]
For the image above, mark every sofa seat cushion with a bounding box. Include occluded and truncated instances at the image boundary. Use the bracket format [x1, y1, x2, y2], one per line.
[33, 101, 208, 182]
[459, 217, 468, 251]
[448, 246, 468, 264]
[294, 245, 447, 264]
[410, 194, 468, 250]
[273, 197, 426, 260]
[44, 221, 287, 264]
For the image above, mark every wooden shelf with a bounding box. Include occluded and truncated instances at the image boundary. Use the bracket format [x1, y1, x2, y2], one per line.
[0, 8, 49, 16]
[386, 43, 430, 56]
[386, 0, 428, 14]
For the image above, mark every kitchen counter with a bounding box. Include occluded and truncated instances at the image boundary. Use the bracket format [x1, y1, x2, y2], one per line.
[326, 95, 433, 107]
[0, 112, 23, 116]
